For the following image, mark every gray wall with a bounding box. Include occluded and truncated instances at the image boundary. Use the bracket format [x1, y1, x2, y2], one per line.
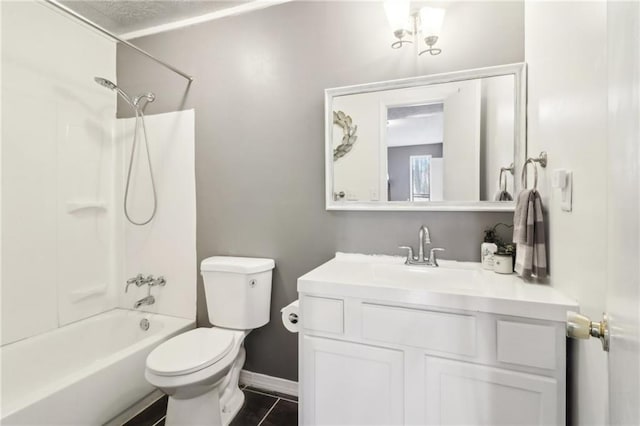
[117, 1, 523, 381]
[388, 144, 443, 201]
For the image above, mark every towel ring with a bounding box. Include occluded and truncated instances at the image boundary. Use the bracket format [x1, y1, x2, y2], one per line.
[499, 170, 507, 192]
[521, 152, 548, 190]
[499, 163, 514, 192]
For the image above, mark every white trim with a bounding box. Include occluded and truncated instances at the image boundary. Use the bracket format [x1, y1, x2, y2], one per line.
[325, 62, 527, 212]
[120, 0, 293, 40]
[325, 201, 516, 212]
[239, 369, 299, 398]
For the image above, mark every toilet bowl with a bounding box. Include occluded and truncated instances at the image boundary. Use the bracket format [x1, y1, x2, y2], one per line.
[144, 256, 275, 426]
[145, 327, 248, 425]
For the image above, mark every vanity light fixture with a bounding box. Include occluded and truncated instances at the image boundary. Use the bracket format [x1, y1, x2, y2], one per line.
[384, 1, 446, 56]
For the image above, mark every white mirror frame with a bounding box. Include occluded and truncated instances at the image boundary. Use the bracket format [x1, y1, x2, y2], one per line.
[324, 62, 527, 212]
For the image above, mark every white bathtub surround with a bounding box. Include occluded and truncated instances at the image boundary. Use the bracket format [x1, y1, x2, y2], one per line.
[1, 0, 117, 345]
[2, 4, 197, 421]
[118, 109, 196, 320]
[0, 309, 194, 425]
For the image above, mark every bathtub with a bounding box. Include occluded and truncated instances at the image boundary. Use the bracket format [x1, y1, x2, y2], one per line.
[1, 309, 194, 425]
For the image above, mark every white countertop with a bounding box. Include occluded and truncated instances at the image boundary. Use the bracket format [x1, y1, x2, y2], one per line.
[297, 253, 578, 322]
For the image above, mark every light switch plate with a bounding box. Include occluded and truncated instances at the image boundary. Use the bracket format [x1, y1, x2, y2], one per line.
[552, 169, 572, 212]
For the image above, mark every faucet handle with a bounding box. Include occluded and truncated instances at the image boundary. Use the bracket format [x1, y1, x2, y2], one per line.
[150, 276, 166, 287]
[428, 248, 446, 266]
[126, 273, 143, 285]
[399, 246, 415, 264]
[125, 273, 145, 292]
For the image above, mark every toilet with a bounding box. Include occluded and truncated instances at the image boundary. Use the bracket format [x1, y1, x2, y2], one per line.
[145, 256, 275, 426]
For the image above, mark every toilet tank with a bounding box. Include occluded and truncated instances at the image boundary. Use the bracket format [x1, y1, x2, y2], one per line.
[200, 256, 275, 330]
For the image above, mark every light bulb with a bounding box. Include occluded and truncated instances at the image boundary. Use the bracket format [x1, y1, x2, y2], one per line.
[419, 7, 445, 37]
[384, 0, 411, 32]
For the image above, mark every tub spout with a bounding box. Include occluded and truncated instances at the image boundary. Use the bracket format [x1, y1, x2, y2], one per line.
[134, 295, 155, 309]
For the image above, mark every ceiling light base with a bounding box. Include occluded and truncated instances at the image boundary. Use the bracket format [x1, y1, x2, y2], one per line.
[418, 35, 442, 56]
[391, 29, 414, 49]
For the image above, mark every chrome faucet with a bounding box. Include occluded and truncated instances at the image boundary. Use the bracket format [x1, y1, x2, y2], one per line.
[126, 274, 167, 309]
[134, 295, 155, 309]
[418, 225, 431, 262]
[399, 225, 445, 266]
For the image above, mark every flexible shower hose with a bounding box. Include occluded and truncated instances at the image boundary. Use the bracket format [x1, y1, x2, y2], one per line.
[123, 108, 157, 226]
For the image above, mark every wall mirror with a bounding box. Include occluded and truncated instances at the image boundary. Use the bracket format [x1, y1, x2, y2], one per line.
[325, 63, 526, 211]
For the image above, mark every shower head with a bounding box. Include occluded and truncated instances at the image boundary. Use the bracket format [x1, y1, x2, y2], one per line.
[94, 76, 135, 109]
[94, 76, 155, 111]
[94, 76, 117, 91]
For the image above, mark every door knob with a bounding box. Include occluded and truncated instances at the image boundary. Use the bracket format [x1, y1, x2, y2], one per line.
[566, 311, 609, 352]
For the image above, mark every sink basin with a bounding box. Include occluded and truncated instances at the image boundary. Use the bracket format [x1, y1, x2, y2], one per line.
[297, 252, 579, 322]
[371, 261, 480, 292]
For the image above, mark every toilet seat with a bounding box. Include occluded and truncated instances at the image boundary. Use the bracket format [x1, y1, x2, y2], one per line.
[147, 328, 236, 377]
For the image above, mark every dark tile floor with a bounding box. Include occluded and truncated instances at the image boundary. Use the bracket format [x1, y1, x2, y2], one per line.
[124, 386, 297, 426]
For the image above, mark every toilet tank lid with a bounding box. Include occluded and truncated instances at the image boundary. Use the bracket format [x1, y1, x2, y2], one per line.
[201, 256, 275, 274]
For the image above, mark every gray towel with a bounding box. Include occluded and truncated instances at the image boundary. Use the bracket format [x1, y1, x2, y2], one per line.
[513, 189, 547, 278]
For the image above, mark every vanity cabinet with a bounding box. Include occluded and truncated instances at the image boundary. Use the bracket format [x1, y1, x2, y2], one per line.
[299, 297, 566, 425]
[297, 255, 577, 425]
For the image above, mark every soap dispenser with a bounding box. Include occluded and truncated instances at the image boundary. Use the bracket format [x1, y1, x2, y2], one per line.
[481, 229, 498, 270]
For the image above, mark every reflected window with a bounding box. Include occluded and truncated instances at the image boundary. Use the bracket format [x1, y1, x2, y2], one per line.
[410, 155, 431, 201]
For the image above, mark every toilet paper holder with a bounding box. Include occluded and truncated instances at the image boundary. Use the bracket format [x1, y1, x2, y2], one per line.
[281, 300, 300, 333]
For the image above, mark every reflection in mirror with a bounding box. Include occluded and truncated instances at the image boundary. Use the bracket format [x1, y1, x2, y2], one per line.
[327, 63, 524, 210]
[384, 74, 515, 202]
[409, 155, 433, 201]
[387, 103, 443, 202]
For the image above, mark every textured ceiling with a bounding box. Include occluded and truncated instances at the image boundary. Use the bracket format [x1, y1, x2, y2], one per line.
[60, 0, 253, 36]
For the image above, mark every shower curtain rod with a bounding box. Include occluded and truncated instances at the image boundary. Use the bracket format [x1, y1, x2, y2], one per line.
[43, 0, 194, 83]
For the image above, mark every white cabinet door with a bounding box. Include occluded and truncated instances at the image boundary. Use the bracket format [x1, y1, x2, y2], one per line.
[302, 336, 404, 425]
[424, 357, 558, 425]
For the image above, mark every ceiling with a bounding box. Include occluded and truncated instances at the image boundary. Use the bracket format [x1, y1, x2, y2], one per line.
[60, 0, 254, 36]
[387, 103, 443, 121]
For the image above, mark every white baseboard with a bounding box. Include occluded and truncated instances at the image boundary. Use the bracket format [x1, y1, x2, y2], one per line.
[239, 369, 298, 397]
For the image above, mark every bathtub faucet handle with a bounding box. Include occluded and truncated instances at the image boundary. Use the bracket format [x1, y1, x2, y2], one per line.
[150, 276, 166, 287]
[125, 273, 146, 293]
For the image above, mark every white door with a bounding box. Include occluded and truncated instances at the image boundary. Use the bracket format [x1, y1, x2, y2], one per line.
[423, 357, 558, 425]
[301, 336, 404, 425]
[442, 80, 481, 201]
[606, 1, 640, 424]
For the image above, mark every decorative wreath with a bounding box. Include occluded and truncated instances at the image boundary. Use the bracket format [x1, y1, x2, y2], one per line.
[333, 111, 358, 161]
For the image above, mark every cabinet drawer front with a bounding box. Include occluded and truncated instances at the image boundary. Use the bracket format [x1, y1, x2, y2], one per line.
[302, 296, 344, 334]
[362, 304, 476, 356]
[497, 320, 557, 370]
